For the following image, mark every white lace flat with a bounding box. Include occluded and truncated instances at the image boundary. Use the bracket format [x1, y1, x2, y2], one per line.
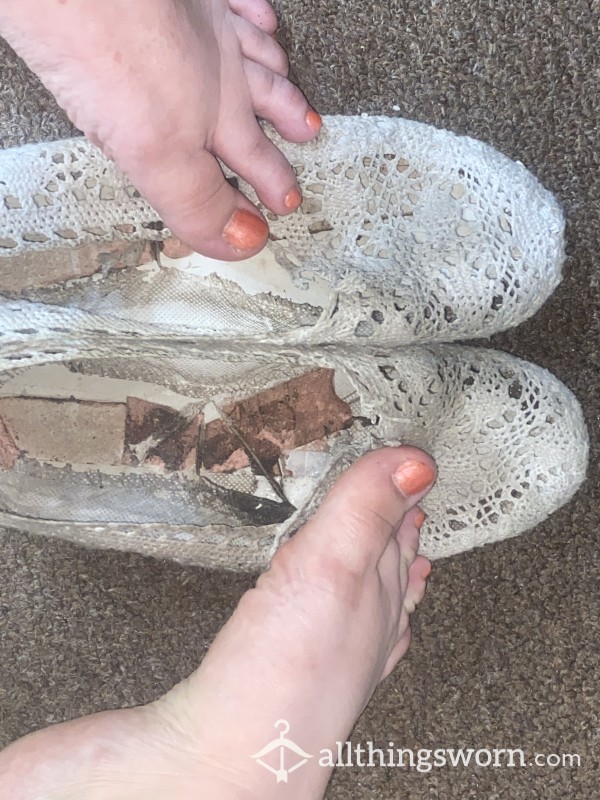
[0, 295, 587, 569]
[0, 116, 565, 345]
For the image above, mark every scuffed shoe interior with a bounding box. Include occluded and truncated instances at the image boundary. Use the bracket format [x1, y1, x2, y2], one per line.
[0, 334, 588, 570]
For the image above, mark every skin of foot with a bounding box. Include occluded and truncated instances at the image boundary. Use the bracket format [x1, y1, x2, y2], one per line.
[0, 0, 322, 259]
[0, 446, 436, 800]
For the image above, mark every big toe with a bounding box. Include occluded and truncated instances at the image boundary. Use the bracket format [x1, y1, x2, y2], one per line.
[120, 145, 269, 260]
[293, 446, 437, 577]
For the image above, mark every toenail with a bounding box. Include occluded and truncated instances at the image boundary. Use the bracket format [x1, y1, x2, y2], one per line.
[284, 187, 302, 210]
[223, 209, 269, 251]
[306, 110, 322, 132]
[415, 509, 427, 528]
[392, 460, 435, 496]
[421, 560, 432, 579]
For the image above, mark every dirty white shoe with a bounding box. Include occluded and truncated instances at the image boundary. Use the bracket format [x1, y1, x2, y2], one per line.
[0, 294, 588, 569]
[0, 115, 565, 344]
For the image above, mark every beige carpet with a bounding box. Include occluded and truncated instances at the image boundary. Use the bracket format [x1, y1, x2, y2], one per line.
[0, 1, 598, 796]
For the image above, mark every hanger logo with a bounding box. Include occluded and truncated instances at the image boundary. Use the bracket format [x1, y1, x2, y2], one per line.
[251, 720, 313, 783]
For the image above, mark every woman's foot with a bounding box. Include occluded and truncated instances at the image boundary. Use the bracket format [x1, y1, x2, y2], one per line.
[0, 0, 321, 259]
[0, 446, 435, 800]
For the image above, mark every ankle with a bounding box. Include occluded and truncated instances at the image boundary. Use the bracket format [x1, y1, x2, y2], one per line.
[148, 693, 333, 800]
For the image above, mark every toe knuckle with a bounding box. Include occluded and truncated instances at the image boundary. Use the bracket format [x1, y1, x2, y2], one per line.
[274, 48, 289, 76]
[281, 80, 307, 112]
[120, 127, 176, 168]
[241, 129, 270, 162]
[259, 65, 279, 99]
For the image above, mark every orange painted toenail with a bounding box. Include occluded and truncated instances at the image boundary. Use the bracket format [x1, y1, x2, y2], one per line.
[284, 187, 302, 210]
[392, 460, 435, 496]
[415, 509, 427, 528]
[306, 110, 322, 132]
[223, 209, 269, 251]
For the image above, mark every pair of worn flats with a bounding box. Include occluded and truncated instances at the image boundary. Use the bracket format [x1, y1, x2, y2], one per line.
[0, 116, 588, 570]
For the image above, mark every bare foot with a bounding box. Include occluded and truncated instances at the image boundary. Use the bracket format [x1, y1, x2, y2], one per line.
[0, 446, 435, 800]
[0, 0, 321, 259]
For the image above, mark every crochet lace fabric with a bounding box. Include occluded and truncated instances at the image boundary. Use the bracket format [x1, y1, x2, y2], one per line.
[0, 117, 565, 343]
[0, 116, 588, 570]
